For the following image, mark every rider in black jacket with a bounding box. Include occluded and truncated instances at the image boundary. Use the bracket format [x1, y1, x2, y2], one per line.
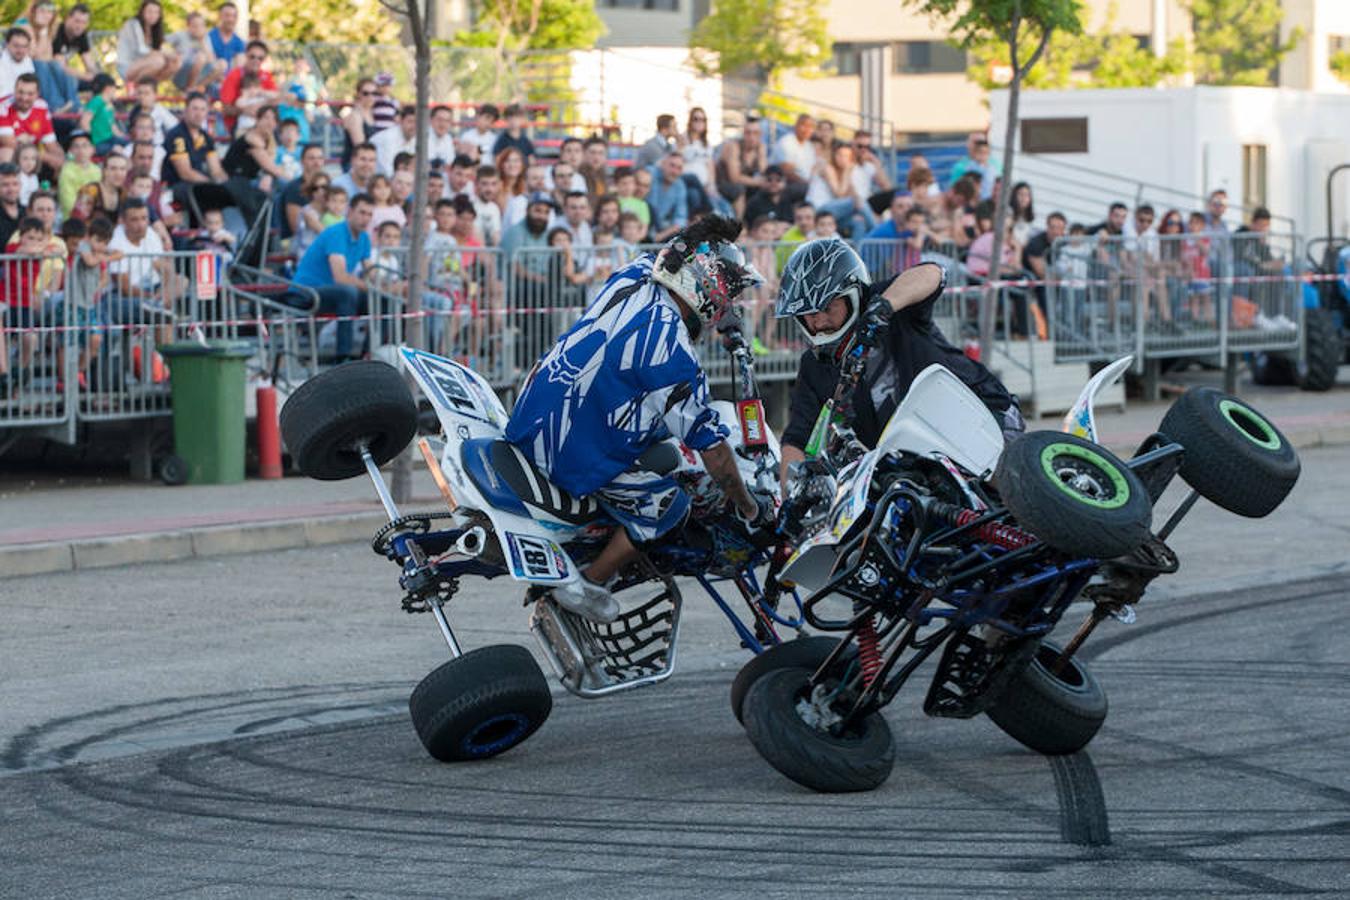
[775, 239, 1024, 480]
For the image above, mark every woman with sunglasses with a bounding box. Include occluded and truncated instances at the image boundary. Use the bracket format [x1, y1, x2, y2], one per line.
[1156, 209, 1186, 325]
[341, 78, 379, 171]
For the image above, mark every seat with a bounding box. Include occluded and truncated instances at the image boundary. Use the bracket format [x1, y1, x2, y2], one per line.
[461, 438, 601, 524]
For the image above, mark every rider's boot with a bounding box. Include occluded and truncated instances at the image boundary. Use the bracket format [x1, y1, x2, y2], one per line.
[551, 575, 620, 624]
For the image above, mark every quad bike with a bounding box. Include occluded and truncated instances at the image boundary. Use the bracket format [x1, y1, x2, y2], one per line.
[1252, 163, 1350, 390]
[735, 338, 1301, 793]
[278, 316, 804, 763]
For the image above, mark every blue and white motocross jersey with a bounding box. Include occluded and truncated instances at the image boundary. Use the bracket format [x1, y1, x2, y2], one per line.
[505, 255, 728, 497]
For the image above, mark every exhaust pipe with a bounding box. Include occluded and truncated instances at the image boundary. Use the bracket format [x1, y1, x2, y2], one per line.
[454, 526, 487, 558]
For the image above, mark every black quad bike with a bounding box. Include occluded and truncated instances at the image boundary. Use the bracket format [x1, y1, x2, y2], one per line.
[732, 344, 1300, 793]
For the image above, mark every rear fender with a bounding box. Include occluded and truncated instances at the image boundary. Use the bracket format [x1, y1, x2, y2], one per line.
[1061, 355, 1133, 444]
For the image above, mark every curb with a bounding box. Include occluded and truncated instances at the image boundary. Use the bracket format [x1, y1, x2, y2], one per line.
[0, 511, 389, 578]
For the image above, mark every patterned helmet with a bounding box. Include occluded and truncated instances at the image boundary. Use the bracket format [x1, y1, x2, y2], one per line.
[653, 216, 765, 330]
[775, 238, 871, 349]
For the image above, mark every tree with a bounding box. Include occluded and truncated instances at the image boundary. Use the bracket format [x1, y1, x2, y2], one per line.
[1186, 0, 1301, 86]
[456, 0, 606, 101]
[903, 0, 1083, 359]
[379, 0, 431, 505]
[967, 3, 1186, 92]
[688, 0, 832, 85]
[249, 0, 402, 44]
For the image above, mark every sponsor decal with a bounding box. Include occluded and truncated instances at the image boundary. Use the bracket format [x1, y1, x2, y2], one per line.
[737, 399, 768, 448]
[505, 532, 570, 581]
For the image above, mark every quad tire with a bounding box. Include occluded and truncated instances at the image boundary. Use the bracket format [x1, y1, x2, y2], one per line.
[742, 667, 894, 793]
[985, 640, 1107, 756]
[1299, 308, 1343, 392]
[995, 431, 1152, 559]
[280, 360, 418, 480]
[1159, 387, 1300, 517]
[409, 644, 553, 762]
[1250, 308, 1342, 391]
[730, 636, 856, 724]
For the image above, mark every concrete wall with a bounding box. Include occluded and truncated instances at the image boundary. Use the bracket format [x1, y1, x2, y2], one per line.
[989, 86, 1350, 237]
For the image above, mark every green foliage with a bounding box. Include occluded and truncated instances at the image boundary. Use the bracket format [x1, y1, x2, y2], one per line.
[688, 0, 832, 82]
[455, 0, 606, 51]
[1186, 0, 1301, 86]
[966, 3, 1187, 90]
[1332, 50, 1350, 86]
[903, 0, 1082, 58]
[251, 0, 402, 45]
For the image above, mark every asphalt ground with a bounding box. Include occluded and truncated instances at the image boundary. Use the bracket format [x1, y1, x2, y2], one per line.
[2, 447, 1348, 898]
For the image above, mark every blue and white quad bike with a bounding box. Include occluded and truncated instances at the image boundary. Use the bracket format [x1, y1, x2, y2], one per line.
[734, 349, 1302, 793]
[279, 322, 803, 763]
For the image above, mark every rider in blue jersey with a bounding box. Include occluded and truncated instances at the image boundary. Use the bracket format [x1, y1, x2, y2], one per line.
[505, 216, 771, 621]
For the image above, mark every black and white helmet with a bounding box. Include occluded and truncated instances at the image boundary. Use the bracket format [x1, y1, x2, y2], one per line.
[774, 238, 871, 350]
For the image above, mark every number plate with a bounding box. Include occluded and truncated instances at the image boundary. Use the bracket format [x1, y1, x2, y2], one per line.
[505, 532, 571, 582]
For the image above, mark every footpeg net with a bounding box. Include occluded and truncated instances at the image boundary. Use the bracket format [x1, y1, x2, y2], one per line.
[529, 579, 683, 698]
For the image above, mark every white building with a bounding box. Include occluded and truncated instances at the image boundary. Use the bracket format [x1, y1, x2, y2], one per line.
[989, 85, 1350, 238]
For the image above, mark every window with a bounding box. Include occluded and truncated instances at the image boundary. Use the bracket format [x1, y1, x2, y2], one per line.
[601, 0, 679, 9]
[892, 41, 966, 74]
[1330, 35, 1350, 55]
[1020, 117, 1088, 153]
[833, 42, 862, 76]
[1243, 144, 1268, 208]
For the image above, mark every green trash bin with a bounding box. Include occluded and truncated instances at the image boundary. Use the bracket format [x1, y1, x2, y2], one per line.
[159, 341, 254, 485]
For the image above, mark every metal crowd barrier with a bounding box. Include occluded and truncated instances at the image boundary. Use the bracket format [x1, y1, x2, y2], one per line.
[1045, 232, 1301, 366]
[1, 249, 230, 441]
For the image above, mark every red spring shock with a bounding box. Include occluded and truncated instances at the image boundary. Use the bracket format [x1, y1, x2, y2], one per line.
[856, 616, 882, 688]
[954, 509, 1036, 550]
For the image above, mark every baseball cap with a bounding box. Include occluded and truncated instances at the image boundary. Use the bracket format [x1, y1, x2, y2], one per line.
[374, 71, 395, 87]
[526, 191, 557, 209]
[764, 164, 785, 178]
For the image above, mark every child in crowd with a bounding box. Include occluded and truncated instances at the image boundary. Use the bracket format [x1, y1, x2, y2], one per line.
[52, 217, 118, 389]
[614, 168, 650, 233]
[15, 144, 40, 206]
[293, 177, 330, 257]
[367, 174, 406, 237]
[234, 72, 265, 132]
[617, 211, 645, 257]
[321, 186, 348, 229]
[83, 73, 129, 156]
[1183, 211, 1215, 324]
[58, 131, 102, 217]
[274, 119, 302, 181]
[813, 210, 839, 240]
[192, 207, 237, 265]
[0, 218, 49, 392]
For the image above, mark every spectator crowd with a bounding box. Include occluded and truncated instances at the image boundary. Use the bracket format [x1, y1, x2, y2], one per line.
[0, 1, 1296, 394]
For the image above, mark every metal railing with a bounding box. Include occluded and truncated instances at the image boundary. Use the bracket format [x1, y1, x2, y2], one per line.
[1044, 232, 1302, 364]
[0, 234, 1317, 445]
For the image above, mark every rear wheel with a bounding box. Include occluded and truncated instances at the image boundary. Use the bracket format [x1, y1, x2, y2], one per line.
[409, 644, 553, 762]
[280, 360, 418, 480]
[1159, 387, 1299, 517]
[730, 636, 855, 724]
[985, 640, 1107, 755]
[995, 431, 1152, 559]
[742, 667, 894, 793]
[1299, 307, 1342, 392]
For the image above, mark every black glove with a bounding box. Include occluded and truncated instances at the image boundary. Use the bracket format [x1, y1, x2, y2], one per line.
[735, 488, 778, 540]
[857, 295, 893, 348]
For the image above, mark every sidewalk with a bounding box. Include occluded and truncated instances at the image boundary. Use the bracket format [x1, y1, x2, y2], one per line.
[3, 370, 1348, 577]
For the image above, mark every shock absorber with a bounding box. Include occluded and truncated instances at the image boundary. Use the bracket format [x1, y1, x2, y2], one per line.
[856, 615, 882, 688]
[930, 501, 1037, 550]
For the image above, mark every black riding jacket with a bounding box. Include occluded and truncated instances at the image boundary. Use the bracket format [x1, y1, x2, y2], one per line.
[781, 274, 1024, 452]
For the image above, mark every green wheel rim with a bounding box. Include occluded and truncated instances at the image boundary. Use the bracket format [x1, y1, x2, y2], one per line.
[1039, 442, 1130, 510]
[1218, 399, 1281, 450]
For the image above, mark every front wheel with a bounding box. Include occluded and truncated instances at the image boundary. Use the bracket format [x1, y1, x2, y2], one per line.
[730, 636, 856, 724]
[409, 644, 553, 762]
[742, 667, 894, 793]
[984, 640, 1107, 755]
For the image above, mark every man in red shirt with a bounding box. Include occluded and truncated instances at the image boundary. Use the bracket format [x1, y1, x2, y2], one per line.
[0, 74, 62, 172]
[218, 40, 287, 133]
